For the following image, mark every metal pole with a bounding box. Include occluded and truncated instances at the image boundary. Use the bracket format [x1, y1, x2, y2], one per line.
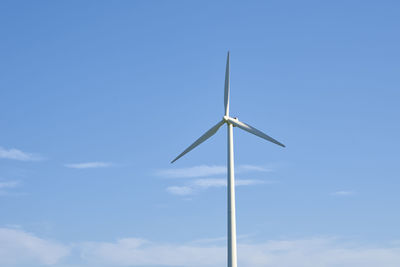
[227, 123, 237, 267]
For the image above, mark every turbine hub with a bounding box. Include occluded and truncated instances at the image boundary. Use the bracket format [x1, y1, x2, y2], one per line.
[223, 116, 239, 126]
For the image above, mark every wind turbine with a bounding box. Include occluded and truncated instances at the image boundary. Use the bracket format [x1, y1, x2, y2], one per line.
[171, 52, 285, 267]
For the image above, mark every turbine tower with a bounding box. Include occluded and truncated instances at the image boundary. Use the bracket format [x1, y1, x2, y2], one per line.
[171, 52, 285, 267]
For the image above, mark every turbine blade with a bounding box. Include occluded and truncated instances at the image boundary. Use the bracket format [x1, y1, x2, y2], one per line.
[224, 51, 230, 116]
[171, 120, 225, 163]
[227, 117, 285, 147]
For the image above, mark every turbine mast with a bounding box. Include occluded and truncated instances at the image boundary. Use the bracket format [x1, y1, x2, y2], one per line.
[227, 122, 237, 267]
[171, 51, 285, 267]
[225, 51, 237, 267]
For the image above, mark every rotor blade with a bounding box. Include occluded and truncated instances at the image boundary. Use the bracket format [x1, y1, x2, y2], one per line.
[224, 51, 230, 116]
[227, 117, 285, 147]
[171, 120, 225, 163]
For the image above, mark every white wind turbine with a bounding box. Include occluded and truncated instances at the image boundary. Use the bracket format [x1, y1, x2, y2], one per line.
[171, 52, 285, 267]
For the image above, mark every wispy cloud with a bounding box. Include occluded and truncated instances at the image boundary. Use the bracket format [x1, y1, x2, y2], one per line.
[193, 178, 265, 188]
[158, 164, 271, 179]
[0, 146, 42, 161]
[0, 228, 69, 265]
[79, 236, 400, 267]
[166, 178, 266, 195]
[0, 180, 20, 189]
[190, 234, 251, 245]
[239, 164, 272, 172]
[192, 178, 226, 188]
[80, 237, 225, 266]
[0, 180, 23, 197]
[166, 186, 193, 196]
[161, 164, 273, 196]
[158, 165, 226, 178]
[331, 190, 355, 196]
[64, 162, 113, 169]
[2, 227, 400, 267]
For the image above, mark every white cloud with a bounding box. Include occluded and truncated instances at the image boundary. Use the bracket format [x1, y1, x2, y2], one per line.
[193, 178, 265, 188]
[2, 228, 400, 267]
[331, 190, 355, 196]
[166, 186, 193, 196]
[192, 178, 226, 188]
[158, 164, 270, 179]
[80, 238, 225, 266]
[64, 162, 113, 169]
[236, 179, 267, 186]
[189, 234, 252, 245]
[239, 164, 271, 172]
[166, 179, 265, 195]
[158, 165, 226, 178]
[0, 228, 69, 265]
[0, 180, 23, 197]
[237, 238, 400, 267]
[161, 165, 273, 196]
[79, 237, 400, 267]
[0, 180, 20, 189]
[0, 146, 42, 161]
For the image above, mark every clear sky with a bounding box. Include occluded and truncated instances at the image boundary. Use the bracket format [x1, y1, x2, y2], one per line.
[1, 1, 400, 266]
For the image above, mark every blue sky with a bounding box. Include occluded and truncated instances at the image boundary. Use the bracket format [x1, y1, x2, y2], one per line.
[1, 1, 400, 266]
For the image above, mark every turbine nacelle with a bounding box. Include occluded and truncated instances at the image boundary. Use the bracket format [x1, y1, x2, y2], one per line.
[224, 116, 239, 126]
